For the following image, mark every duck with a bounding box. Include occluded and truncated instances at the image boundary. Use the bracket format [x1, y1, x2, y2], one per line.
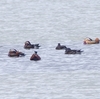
[30, 51, 41, 61]
[84, 37, 99, 44]
[8, 49, 25, 57]
[56, 43, 66, 50]
[65, 48, 83, 54]
[24, 41, 40, 49]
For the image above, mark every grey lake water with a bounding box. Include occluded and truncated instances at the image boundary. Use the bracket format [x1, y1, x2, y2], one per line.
[0, 0, 100, 99]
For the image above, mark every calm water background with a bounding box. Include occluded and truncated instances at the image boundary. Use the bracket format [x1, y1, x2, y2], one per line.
[0, 0, 100, 99]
